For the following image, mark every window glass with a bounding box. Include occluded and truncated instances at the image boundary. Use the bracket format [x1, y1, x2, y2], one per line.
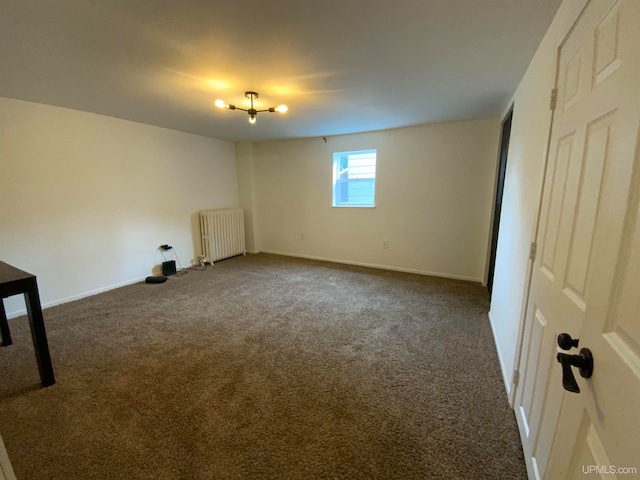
[332, 150, 376, 207]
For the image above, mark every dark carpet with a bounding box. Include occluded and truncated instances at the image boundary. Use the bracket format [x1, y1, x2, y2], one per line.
[0, 253, 526, 479]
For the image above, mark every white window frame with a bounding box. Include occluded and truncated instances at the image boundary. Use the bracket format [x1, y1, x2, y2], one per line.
[332, 149, 377, 208]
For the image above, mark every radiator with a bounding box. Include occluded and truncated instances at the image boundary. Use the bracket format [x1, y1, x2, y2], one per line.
[199, 208, 246, 263]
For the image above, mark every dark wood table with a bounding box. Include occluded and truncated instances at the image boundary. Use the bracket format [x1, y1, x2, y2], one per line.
[0, 261, 55, 387]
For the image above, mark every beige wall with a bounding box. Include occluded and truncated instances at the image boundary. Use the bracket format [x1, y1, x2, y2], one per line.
[235, 141, 257, 253]
[489, 0, 588, 399]
[0, 97, 238, 317]
[240, 119, 500, 282]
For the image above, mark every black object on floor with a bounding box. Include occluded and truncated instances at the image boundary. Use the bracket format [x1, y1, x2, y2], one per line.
[162, 260, 177, 276]
[145, 276, 167, 284]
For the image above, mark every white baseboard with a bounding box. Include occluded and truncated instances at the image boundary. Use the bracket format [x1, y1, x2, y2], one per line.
[4, 275, 146, 319]
[488, 310, 513, 402]
[259, 250, 482, 283]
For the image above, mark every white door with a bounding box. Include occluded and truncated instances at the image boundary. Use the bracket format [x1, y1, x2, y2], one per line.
[0, 433, 17, 480]
[514, 0, 640, 479]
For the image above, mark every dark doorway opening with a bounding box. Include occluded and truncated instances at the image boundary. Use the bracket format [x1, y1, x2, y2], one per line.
[487, 106, 513, 296]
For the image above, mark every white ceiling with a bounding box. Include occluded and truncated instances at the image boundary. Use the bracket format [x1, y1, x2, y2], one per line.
[0, 0, 561, 142]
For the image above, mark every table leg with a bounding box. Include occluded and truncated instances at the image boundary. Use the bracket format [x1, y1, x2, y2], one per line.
[0, 299, 12, 346]
[24, 279, 55, 387]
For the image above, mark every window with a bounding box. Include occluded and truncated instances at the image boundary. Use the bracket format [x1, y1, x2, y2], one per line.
[332, 149, 377, 207]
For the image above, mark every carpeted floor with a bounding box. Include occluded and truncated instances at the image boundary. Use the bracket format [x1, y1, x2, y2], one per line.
[0, 253, 526, 479]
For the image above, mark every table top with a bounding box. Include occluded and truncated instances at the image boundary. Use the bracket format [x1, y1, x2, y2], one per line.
[0, 261, 35, 284]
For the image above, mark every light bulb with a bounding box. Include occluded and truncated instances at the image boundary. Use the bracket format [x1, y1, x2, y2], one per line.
[275, 104, 288, 113]
[249, 115, 257, 124]
[214, 99, 226, 109]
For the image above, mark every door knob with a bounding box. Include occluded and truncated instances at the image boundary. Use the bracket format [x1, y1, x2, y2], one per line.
[557, 348, 594, 393]
[557, 333, 579, 350]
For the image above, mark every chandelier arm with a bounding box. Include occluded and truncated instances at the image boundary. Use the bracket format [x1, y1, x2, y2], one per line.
[217, 92, 287, 122]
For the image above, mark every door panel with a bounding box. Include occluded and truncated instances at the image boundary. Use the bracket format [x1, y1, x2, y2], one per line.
[539, 132, 575, 279]
[515, 0, 640, 478]
[563, 113, 614, 303]
[565, 415, 614, 480]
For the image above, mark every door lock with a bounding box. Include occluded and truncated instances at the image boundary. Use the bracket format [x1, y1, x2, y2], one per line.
[557, 332, 579, 350]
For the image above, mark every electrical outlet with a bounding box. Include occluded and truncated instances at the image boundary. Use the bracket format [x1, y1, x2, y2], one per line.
[300, 233, 305, 240]
[382, 239, 389, 249]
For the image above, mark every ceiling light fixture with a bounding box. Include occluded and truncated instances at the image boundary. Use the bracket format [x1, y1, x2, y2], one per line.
[215, 91, 288, 125]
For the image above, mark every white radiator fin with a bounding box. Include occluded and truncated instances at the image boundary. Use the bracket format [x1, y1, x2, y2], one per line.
[200, 208, 246, 263]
